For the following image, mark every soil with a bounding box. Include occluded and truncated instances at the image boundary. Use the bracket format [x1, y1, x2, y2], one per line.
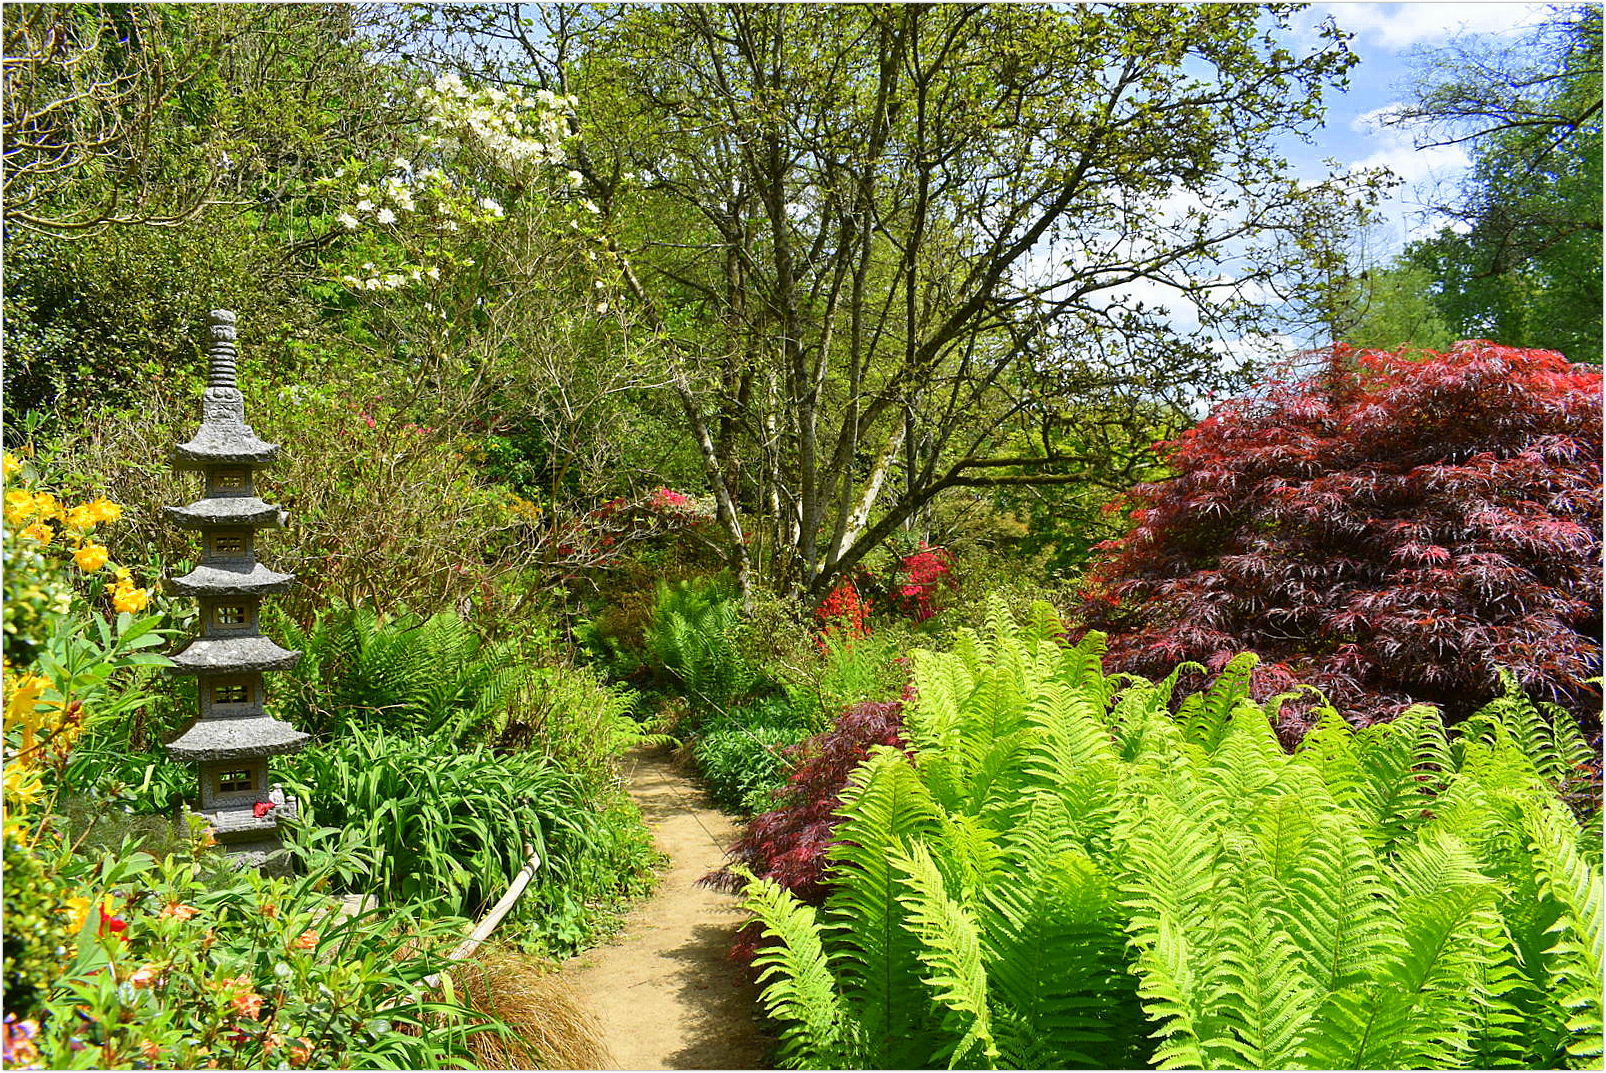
[562, 744, 773, 1071]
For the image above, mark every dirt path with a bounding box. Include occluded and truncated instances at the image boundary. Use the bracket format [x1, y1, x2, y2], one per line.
[562, 744, 772, 1070]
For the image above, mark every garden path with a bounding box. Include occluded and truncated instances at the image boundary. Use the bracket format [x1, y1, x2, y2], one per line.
[561, 743, 771, 1070]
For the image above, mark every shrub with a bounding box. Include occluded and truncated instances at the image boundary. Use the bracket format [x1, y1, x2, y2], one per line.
[743, 605, 1602, 1070]
[1074, 342, 1603, 739]
[692, 696, 815, 815]
[3, 819, 488, 1070]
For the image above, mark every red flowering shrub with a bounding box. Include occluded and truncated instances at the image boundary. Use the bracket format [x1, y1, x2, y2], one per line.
[814, 576, 871, 649]
[895, 543, 956, 622]
[704, 699, 906, 908]
[1074, 342, 1603, 741]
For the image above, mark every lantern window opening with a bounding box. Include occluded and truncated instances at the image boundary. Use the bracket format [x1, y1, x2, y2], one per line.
[213, 604, 251, 628]
[212, 680, 252, 706]
[210, 533, 248, 556]
[218, 769, 255, 793]
[212, 468, 250, 492]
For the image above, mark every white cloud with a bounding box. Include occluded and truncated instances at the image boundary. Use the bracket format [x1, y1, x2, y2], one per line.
[1313, 3, 1551, 50]
[1342, 99, 1474, 242]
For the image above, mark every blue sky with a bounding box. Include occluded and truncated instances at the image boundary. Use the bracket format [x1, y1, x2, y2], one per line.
[1287, 3, 1562, 252]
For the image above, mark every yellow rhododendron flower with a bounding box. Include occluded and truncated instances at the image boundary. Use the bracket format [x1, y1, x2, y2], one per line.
[73, 542, 109, 571]
[88, 498, 122, 524]
[31, 492, 62, 521]
[19, 522, 53, 544]
[2, 453, 19, 481]
[62, 896, 94, 934]
[4, 489, 35, 525]
[112, 583, 150, 614]
[65, 504, 98, 530]
[4, 763, 44, 805]
[4, 673, 49, 749]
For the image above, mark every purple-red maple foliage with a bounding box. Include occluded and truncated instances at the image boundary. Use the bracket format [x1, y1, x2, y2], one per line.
[1073, 341, 1602, 741]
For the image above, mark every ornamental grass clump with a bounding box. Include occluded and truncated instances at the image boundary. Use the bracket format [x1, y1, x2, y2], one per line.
[450, 943, 613, 1070]
[743, 602, 1602, 1070]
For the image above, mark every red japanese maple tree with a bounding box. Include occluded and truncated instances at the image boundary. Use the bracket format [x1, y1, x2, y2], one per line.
[1074, 341, 1602, 741]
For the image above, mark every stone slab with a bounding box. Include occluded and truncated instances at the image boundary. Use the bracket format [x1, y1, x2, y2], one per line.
[166, 714, 309, 762]
[166, 498, 288, 529]
[167, 562, 295, 596]
[170, 635, 301, 675]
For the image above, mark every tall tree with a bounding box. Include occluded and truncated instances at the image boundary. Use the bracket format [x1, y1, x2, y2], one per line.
[1359, 7, 1602, 360]
[431, 3, 1378, 601]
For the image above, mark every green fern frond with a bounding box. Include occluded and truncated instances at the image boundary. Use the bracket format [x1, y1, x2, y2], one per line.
[1281, 809, 1398, 995]
[937, 813, 1006, 905]
[1211, 838, 1320, 1070]
[1109, 664, 1198, 765]
[825, 749, 947, 1068]
[1521, 797, 1605, 1063]
[1022, 600, 1066, 646]
[982, 844, 1141, 1068]
[889, 840, 1001, 1069]
[1248, 791, 1316, 888]
[745, 875, 856, 1069]
[1293, 703, 1371, 812]
[1348, 704, 1453, 851]
[1118, 793, 1237, 1069]
[907, 648, 976, 759]
[1199, 699, 1286, 817]
[1058, 628, 1111, 704]
[1176, 652, 1259, 754]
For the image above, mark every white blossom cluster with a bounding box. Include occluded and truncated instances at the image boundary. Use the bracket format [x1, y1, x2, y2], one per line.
[418, 72, 575, 170]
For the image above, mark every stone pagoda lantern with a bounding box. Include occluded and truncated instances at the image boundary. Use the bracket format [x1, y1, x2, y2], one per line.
[164, 310, 308, 869]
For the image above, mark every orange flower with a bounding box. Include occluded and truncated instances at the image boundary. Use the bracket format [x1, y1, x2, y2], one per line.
[139, 1040, 160, 1062]
[230, 990, 265, 1020]
[290, 930, 318, 951]
[289, 1038, 312, 1066]
[258, 903, 278, 919]
[160, 902, 199, 921]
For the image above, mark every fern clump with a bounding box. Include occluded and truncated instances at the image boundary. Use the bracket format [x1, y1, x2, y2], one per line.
[645, 576, 761, 715]
[744, 602, 1603, 1070]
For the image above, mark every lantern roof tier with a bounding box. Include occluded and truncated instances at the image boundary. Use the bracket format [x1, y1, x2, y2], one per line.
[167, 562, 294, 596]
[170, 636, 301, 675]
[173, 386, 279, 469]
[166, 498, 288, 529]
[166, 714, 309, 762]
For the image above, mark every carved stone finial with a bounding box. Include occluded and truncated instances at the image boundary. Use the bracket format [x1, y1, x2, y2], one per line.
[207, 310, 239, 390]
